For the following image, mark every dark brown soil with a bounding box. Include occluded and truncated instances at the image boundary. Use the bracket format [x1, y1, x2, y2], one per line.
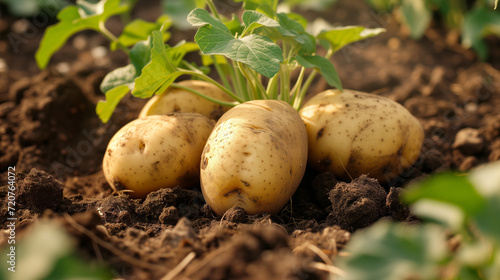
[1, 0, 500, 279]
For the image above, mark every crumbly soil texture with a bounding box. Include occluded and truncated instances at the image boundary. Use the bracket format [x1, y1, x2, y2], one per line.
[1, 0, 500, 279]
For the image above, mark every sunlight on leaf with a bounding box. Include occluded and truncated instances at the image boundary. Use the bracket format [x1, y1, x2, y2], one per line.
[317, 26, 385, 54]
[100, 64, 136, 93]
[404, 172, 486, 216]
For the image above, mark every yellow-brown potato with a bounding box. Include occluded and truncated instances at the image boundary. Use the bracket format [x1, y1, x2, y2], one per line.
[103, 113, 215, 198]
[200, 100, 308, 215]
[299, 89, 424, 183]
[139, 80, 234, 119]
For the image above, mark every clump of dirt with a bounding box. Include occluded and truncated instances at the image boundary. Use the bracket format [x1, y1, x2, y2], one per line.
[327, 175, 388, 231]
[17, 168, 64, 213]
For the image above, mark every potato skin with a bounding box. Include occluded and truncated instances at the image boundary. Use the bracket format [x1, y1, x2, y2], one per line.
[299, 89, 424, 183]
[139, 80, 233, 119]
[200, 100, 308, 215]
[103, 113, 215, 198]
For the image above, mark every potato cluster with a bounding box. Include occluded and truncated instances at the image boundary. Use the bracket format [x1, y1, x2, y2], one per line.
[102, 84, 424, 214]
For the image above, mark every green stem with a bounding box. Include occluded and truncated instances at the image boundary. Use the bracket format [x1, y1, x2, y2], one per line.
[266, 75, 279, 100]
[238, 62, 259, 100]
[212, 56, 233, 93]
[170, 83, 238, 107]
[206, 0, 222, 21]
[177, 69, 245, 103]
[233, 61, 250, 101]
[99, 21, 129, 55]
[291, 67, 306, 110]
[279, 64, 290, 103]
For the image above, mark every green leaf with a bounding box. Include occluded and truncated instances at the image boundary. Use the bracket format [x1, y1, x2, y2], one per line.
[234, 0, 276, 16]
[111, 17, 171, 50]
[401, 0, 432, 39]
[462, 6, 500, 60]
[242, 10, 280, 34]
[100, 64, 136, 93]
[35, 0, 129, 69]
[162, 0, 206, 29]
[317, 25, 385, 53]
[189, 9, 283, 78]
[404, 173, 487, 216]
[96, 85, 130, 123]
[337, 221, 448, 280]
[129, 36, 154, 74]
[132, 30, 178, 98]
[296, 54, 342, 90]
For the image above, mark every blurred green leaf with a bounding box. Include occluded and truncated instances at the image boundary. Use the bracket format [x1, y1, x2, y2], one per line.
[96, 85, 130, 123]
[462, 6, 500, 60]
[296, 54, 342, 90]
[111, 16, 171, 50]
[317, 26, 385, 53]
[162, 0, 205, 29]
[474, 195, 500, 244]
[404, 173, 486, 216]
[0, 222, 112, 280]
[401, 0, 432, 39]
[410, 199, 465, 230]
[0, 0, 67, 17]
[337, 221, 448, 280]
[129, 36, 154, 74]
[35, 0, 129, 69]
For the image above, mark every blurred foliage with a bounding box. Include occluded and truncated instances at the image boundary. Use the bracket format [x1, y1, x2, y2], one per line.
[337, 160, 500, 280]
[0, 222, 112, 280]
[0, 0, 67, 17]
[365, 0, 500, 60]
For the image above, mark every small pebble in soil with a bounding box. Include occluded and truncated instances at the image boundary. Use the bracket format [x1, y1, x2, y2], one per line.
[326, 174, 387, 231]
[452, 128, 484, 155]
[17, 168, 63, 213]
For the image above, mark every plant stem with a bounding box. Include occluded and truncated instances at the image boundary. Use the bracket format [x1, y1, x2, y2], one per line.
[99, 21, 129, 55]
[205, 0, 222, 21]
[212, 56, 233, 93]
[291, 67, 306, 110]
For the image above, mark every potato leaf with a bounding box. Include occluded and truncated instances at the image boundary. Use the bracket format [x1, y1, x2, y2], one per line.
[129, 36, 154, 74]
[337, 221, 448, 280]
[162, 0, 206, 30]
[234, 0, 277, 16]
[404, 173, 486, 216]
[35, 0, 129, 69]
[132, 30, 180, 98]
[317, 26, 386, 53]
[296, 54, 342, 90]
[100, 64, 136, 93]
[96, 85, 130, 123]
[401, 0, 432, 39]
[188, 8, 283, 78]
[111, 16, 171, 50]
[242, 10, 280, 34]
[462, 6, 500, 60]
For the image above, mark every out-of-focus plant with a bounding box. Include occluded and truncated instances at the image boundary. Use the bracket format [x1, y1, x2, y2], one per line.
[0, 222, 112, 280]
[336, 160, 500, 280]
[0, 0, 67, 17]
[365, 0, 500, 60]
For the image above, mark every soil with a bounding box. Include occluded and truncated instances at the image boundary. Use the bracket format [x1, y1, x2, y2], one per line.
[1, 0, 500, 279]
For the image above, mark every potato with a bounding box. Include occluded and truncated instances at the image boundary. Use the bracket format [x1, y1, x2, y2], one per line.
[103, 113, 215, 198]
[139, 80, 233, 119]
[299, 89, 424, 183]
[200, 100, 308, 215]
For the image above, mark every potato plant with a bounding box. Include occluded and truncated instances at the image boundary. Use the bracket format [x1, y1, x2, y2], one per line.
[37, 0, 424, 215]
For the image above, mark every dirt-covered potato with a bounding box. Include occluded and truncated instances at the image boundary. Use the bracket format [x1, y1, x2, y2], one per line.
[299, 89, 424, 183]
[139, 80, 234, 119]
[103, 113, 215, 198]
[200, 100, 308, 215]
